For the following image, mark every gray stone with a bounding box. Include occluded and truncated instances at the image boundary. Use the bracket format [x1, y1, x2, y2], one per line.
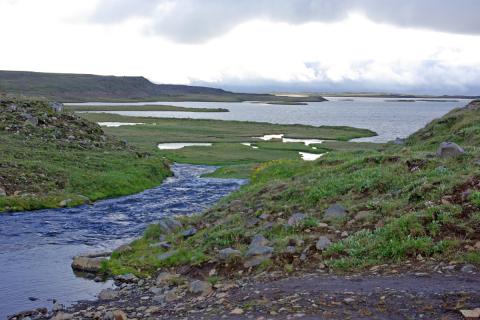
[393, 137, 406, 145]
[115, 273, 138, 283]
[0, 186, 6, 197]
[246, 245, 273, 257]
[324, 204, 347, 219]
[461, 264, 477, 273]
[218, 248, 241, 261]
[250, 235, 269, 247]
[98, 288, 119, 300]
[284, 246, 297, 254]
[287, 213, 306, 226]
[316, 236, 332, 251]
[436, 142, 465, 158]
[157, 251, 176, 261]
[189, 280, 212, 296]
[49, 102, 64, 113]
[149, 241, 172, 249]
[244, 255, 270, 268]
[71, 255, 107, 273]
[156, 272, 176, 286]
[182, 227, 197, 238]
[157, 217, 183, 235]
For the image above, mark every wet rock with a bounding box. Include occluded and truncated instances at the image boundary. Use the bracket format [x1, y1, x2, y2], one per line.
[182, 227, 197, 238]
[324, 204, 347, 219]
[316, 236, 332, 251]
[436, 142, 465, 158]
[115, 273, 138, 283]
[71, 255, 108, 273]
[52, 312, 73, 320]
[98, 288, 119, 300]
[218, 248, 241, 261]
[461, 264, 477, 273]
[8, 308, 48, 320]
[287, 213, 306, 226]
[157, 217, 183, 235]
[189, 280, 212, 296]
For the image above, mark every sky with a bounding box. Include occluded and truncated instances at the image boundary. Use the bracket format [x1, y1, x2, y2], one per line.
[1, 0, 480, 95]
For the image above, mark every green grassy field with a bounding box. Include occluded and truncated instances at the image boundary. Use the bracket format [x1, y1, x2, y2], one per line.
[78, 112, 377, 169]
[104, 101, 480, 276]
[64, 105, 228, 112]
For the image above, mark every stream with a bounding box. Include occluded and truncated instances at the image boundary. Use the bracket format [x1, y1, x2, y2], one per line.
[0, 164, 246, 318]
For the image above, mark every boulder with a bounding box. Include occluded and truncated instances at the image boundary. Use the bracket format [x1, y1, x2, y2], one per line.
[189, 280, 212, 296]
[218, 248, 241, 261]
[182, 227, 197, 238]
[436, 142, 465, 158]
[157, 217, 183, 235]
[244, 235, 273, 268]
[287, 213, 306, 226]
[98, 288, 119, 300]
[316, 236, 332, 251]
[71, 255, 107, 273]
[324, 204, 347, 220]
[114, 273, 137, 283]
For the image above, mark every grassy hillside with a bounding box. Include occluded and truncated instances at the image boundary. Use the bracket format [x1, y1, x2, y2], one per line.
[0, 98, 171, 212]
[105, 100, 480, 276]
[0, 70, 326, 103]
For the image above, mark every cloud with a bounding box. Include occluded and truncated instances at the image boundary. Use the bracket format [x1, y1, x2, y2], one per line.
[92, 0, 480, 43]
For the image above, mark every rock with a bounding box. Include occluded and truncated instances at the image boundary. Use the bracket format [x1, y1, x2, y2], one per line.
[287, 213, 306, 226]
[71, 255, 107, 273]
[259, 213, 270, 220]
[49, 102, 64, 113]
[250, 235, 269, 247]
[149, 241, 172, 249]
[157, 217, 183, 235]
[189, 280, 212, 296]
[244, 255, 270, 268]
[316, 236, 332, 251]
[284, 246, 297, 254]
[461, 264, 477, 273]
[52, 302, 64, 312]
[52, 312, 73, 320]
[182, 227, 197, 238]
[164, 289, 179, 302]
[58, 199, 72, 207]
[324, 204, 347, 219]
[460, 308, 480, 319]
[231, 308, 244, 315]
[157, 251, 176, 261]
[0, 186, 6, 197]
[156, 272, 176, 286]
[115, 273, 138, 283]
[218, 248, 241, 261]
[354, 211, 371, 221]
[474, 241, 480, 250]
[246, 245, 274, 257]
[98, 288, 119, 300]
[115, 244, 133, 254]
[393, 137, 405, 145]
[103, 310, 127, 320]
[436, 142, 465, 158]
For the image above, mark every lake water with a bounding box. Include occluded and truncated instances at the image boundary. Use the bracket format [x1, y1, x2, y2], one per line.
[0, 164, 245, 319]
[68, 97, 471, 142]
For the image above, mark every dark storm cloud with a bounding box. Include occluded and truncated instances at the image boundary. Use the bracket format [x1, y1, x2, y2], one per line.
[92, 0, 480, 43]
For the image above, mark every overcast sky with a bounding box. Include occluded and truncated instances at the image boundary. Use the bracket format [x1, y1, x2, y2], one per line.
[1, 0, 480, 94]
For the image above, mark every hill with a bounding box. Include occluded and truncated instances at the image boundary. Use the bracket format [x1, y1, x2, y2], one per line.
[0, 70, 326, 103]
[0, 98, 171, 212]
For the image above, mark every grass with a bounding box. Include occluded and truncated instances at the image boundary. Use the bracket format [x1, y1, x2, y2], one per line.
[64, 105, 229, 112]
[104, 101, 480, 276]
[0, 99, 172, 212]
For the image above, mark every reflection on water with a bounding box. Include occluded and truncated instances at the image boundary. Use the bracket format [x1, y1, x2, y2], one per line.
[68, 97, 470, 143]
[0, 164, 246, 318]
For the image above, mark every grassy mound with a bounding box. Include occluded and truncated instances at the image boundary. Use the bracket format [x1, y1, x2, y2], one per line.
[0, 98, 171, 212]
[105, 100, 480, 276]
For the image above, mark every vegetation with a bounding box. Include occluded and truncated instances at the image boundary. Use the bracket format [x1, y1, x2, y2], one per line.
[0, 98, 171, 212]
[0, 70, 326, 103]
[64, 104, 229, 112]
[105, 101, 480, 276]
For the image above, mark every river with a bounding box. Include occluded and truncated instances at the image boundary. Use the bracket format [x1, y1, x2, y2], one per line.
[0, 164, 246, 318]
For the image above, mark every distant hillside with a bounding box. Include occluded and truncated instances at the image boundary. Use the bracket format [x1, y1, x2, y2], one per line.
[0, 70, 326, 103]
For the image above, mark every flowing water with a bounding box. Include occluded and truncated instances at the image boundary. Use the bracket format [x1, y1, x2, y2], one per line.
[69, 97, 471, 142]
[0, 164, 246, 318]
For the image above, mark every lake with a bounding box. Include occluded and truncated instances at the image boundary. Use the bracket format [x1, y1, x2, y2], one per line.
[68, 97, 471, 142]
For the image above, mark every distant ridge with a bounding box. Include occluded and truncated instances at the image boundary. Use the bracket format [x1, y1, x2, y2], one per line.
[0, 70, 326, 103]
